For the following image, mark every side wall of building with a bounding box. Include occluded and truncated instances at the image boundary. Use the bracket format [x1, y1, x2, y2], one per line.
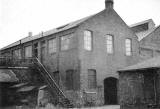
[140, 26, 160, 60]
[119, 69, 160, 109]
[76, 8, 140, 105]
[0, 27, 82, 105]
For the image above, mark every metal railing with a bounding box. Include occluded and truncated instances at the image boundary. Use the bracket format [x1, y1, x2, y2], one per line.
[32, 58, 73, 108]
[0, 56, 73, 107]
[0, 56, 35, 67]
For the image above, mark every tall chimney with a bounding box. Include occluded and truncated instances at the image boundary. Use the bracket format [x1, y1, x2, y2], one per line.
[105, 0, 114, 8]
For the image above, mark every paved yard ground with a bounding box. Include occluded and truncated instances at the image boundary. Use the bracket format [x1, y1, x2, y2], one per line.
[38, 104, 120, 109]
[1, 105, 120, 109]
[74, 105, 120, 109]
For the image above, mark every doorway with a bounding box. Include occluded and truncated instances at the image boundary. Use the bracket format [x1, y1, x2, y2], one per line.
[33, 43, 38, 58]
[104, 77, 118, 105]
[40, 41, 45, 63]
[53, 71, 60, 85]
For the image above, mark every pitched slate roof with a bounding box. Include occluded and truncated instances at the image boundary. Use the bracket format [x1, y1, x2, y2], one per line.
[0, 15, 93, 50]
[130, 19, 154, 28]
[129, 19, 156, 41]
[140, 25, 160, 42]
[119, 56, 160, 72]
[136, 27, 156, 41]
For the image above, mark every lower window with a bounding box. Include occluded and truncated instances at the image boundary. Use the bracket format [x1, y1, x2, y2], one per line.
[88, 69, 97, 89]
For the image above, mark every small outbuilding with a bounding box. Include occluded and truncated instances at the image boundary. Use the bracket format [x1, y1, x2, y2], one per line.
[0, 69, 18, 107]
[118, 56, 160, 109]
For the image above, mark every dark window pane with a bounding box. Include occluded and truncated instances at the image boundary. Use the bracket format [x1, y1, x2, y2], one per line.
[88, 69, 97, 89]
[66, 70, 74, 90]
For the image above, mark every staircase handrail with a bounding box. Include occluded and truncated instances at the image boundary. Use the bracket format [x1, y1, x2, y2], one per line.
[34, 57, 67, 98]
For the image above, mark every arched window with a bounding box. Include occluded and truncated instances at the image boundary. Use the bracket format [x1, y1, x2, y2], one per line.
[125, 38, 132, 56]
[105, 35, 114, 54]
[84, 30, 92, 51]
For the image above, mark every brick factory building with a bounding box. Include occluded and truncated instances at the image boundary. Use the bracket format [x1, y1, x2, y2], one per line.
[0, 0, 160, 108]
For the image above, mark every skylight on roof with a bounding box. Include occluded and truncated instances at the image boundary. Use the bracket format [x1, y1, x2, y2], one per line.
[56, 24, 69, 30]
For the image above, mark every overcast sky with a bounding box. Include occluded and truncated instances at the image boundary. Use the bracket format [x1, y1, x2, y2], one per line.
[0, 0, 160, 49]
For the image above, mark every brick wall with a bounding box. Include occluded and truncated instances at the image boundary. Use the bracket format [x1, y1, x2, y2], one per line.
[77, 7, 139, 105]
[119, 70, 160, 109]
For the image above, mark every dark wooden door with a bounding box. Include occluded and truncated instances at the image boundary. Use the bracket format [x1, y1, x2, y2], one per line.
[41, 41, 45, 63]
[104, 77, 118, 105]
[53, 71, 60, 85]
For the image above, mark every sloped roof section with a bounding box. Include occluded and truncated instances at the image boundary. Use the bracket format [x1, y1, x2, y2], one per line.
[136, 27, 156, 41]
[43, 15, 92, 36]
[0, 69, 18, 82]
[130, 19, 155, 28]
[119, 56, 160, 72]
[0, 15, 93, 50]
[140, 25, 160, 42]
[129, 19, 156, 41]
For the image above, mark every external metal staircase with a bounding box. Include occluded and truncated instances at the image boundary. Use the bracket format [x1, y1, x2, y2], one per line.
[32, 58, 74, 108]
[0, 56, 74, 108]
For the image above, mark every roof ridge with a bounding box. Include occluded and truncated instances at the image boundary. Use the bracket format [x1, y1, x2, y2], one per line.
[130, 19, 154, 27]
[119, 55, 160, 72]
[0, 14, 94, 50]
[139, 25, 160, 41]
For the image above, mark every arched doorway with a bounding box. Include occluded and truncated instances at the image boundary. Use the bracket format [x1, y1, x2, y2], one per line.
[104, 77, 118, 105]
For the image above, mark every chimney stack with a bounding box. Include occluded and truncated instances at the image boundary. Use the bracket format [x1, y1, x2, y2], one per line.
[28, 32, 32, 37]
[105, 0, 114, 8]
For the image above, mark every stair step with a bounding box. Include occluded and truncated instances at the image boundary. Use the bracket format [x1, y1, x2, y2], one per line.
[33, 58, 74, 108]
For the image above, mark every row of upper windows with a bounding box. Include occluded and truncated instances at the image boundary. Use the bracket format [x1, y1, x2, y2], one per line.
[12, 46, 33, 59]
[12, 33, 74, 58]
[84, 30, 132, 56]
[11, 30, 132, 58]
[48, 33, 73, 54]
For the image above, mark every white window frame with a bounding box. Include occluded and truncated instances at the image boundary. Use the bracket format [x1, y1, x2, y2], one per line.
[60, 34, 73, 51]
[125, 38, 132, 56]
[13, 49, 21, 59]
[24, 46, 32, 58]
[105, 35, 113, 54]
[84, 30, 92, 51]
[48, 38, 57, 54]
